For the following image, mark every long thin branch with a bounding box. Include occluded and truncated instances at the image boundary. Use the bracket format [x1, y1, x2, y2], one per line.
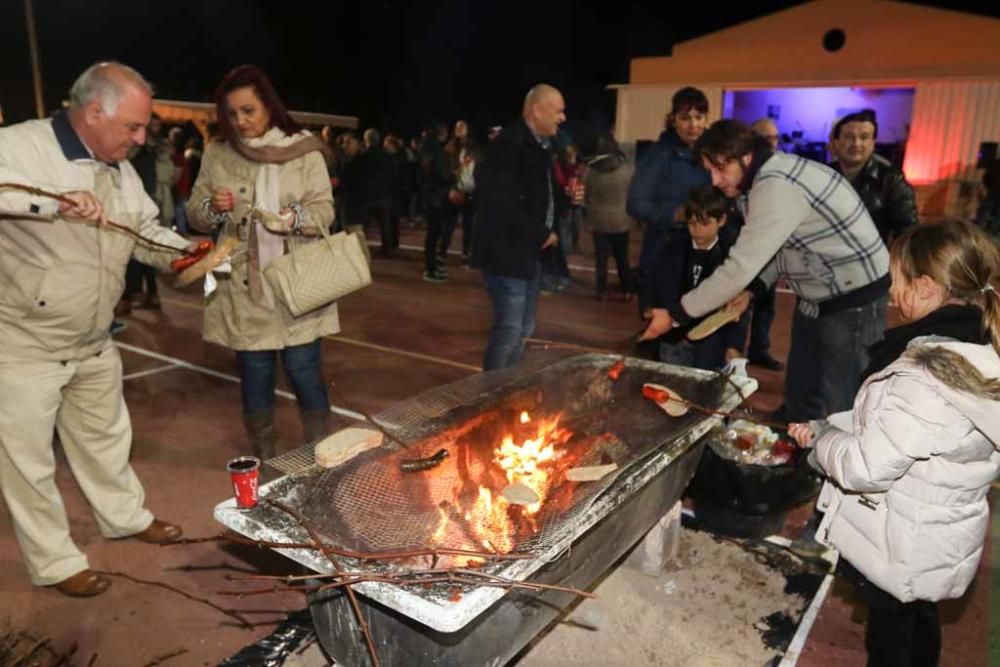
[142, 649, 189, 667]
[218, 585, 316, 598]
[311, 572, 595, 599]
[0, 182, 185, 253]
[96, 571, 253, 629]
[681, 398, 789, 431]
[223, 566, 451, 584]
[267, 500, 380, 667]
[221, 569, 595, 599]
[221, 569, 594, 600]
[164, 531, 529, 562]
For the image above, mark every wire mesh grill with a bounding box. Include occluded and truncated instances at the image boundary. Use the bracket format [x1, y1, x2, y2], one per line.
[263, 354, 728, 559]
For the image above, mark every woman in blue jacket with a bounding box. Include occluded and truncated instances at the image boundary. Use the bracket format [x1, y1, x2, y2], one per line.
[627, 86, 711, 312]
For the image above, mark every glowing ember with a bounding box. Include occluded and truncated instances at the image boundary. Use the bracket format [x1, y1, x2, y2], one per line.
[435, 411, 573, 558]
[431, 506, 450, 545]
[493, 412, 570, 514]
[465, 486, 514, 554]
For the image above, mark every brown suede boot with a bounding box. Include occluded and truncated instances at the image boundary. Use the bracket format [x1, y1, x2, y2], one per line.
[243, 410, 278, 460]
[300, 408, 332, 445]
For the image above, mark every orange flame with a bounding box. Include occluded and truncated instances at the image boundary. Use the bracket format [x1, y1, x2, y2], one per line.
[465, 486, 514, 554]
[493, 412, 569, 514]
[436, 411, 571, 558]
[431, 506, 450, 545]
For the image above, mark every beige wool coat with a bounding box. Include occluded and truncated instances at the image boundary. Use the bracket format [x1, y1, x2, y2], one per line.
[187, 139, 339, 350]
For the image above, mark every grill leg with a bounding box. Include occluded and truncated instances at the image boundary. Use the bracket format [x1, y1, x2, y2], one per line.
[624, 500, 682, 576]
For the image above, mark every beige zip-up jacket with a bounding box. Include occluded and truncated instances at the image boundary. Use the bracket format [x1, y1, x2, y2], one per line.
[186, 139, 339, 350]
[0, 115, 189, 362]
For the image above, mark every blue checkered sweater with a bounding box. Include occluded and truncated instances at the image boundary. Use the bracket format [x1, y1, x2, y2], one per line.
[679, 152, 889, 320]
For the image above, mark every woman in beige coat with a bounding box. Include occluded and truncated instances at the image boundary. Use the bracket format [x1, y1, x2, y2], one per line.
[187, 65, 337, 458]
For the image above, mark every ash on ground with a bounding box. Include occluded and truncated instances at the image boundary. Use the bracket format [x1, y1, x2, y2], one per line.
[516, 527, 826, 667]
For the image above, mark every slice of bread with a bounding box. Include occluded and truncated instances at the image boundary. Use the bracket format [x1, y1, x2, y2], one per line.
[315, 426, 385, 468]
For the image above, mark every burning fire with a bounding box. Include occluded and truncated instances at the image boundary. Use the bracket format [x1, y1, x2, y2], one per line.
[431, 411, 573, 557]
[465, 486, 515, 553]
[493, 412, 566, 513]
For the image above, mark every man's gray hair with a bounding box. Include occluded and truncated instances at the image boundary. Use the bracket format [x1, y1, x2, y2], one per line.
[68, 62, 153, 116]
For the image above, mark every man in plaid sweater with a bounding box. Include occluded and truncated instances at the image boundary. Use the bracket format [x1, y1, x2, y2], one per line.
[641, 120, 890, 422]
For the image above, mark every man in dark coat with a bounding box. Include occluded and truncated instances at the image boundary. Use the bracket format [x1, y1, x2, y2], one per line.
[828, 109, 917, 246]
[472, 84, 565, 370]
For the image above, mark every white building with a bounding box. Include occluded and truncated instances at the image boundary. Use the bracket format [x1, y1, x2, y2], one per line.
[612, 0, 1000, 217]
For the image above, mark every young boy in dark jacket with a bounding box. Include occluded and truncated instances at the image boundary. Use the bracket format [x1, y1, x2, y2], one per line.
[650, 185, 747, 370]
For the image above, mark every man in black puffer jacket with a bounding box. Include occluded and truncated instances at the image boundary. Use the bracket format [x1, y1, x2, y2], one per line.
[472, 84, 565, 370]
[828, 109, 917, 245]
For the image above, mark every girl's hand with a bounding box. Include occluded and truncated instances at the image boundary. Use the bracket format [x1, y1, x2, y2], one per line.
[788, 422, 816, 448]
[211, 188, 235, 213]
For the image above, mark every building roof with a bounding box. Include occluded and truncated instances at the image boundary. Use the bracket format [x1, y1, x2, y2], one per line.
[151, 99, 358, 130]
[629, 0, 1000, 87]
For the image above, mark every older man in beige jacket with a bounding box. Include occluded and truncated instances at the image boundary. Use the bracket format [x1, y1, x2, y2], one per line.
[0, 62, 195, 597]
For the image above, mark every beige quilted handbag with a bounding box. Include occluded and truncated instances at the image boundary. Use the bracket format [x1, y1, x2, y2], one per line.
[264, 222, 372, 317]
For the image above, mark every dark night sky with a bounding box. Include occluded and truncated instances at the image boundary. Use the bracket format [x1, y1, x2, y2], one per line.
[1, 0, 998, 139]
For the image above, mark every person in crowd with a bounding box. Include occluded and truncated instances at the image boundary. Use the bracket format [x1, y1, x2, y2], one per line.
[150, 116, 178, 228]
[649, 185, 748, 370]
[419, 120, 457, 283]
[740, 117, 785, 371]
[186, 64, 337, 460]
[119, 112, 173, 312]
[828, 109, 917, 246]
[453, 119, 480, 263]
[169, 126, 191, 234]
[436, 129, 464, 264]
[554, 142, 586, 254]
[641, 119, 889, 424]
[789, 219, 1000, 667]
[583, 133, 635, 301]
[750, 117, 780, 151]
[975, 160, 1000, 242]
[337, 131, 368, 253]
[362, 127, 396, 255]
[407, 135, 423, 224]
[627, 87, 711, 310]
[185, 135, 204, 184]
[540, 146, 574, 294]
[0, 62, 196, 597]
[472, 84, 564, 370]
[383, 134, 410, 245]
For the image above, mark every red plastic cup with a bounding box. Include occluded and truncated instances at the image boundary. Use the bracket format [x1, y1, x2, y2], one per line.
[227, 456, 261, 509]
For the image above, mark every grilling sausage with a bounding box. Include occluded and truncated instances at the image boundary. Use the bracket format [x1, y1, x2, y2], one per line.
[399, 448, 450, 472]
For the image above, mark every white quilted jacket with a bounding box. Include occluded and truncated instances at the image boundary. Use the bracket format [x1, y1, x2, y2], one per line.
[815, 339, 1000, 603]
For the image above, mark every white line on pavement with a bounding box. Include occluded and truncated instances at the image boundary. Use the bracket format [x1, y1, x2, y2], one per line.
[115, 341, 366, 421]
[122, 363, 181, 381]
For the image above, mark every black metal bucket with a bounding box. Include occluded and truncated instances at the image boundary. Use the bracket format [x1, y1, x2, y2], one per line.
[686, 430, 821, 539]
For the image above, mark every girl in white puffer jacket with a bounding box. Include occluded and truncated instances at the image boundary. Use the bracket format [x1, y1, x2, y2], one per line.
[790, 219, 1000, 667]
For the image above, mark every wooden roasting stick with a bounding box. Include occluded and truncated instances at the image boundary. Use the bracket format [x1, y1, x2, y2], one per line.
[686, 306, 741, 341]
[606, 326, 648, 380]
[675, 395, 789, 432]
[0, 182, 189, 253]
